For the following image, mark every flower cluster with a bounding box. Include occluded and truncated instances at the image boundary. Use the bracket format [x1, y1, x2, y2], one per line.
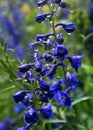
[13, 0, 83, 129]
[0, 0, 25, 60]
[0, 117, 17, 130]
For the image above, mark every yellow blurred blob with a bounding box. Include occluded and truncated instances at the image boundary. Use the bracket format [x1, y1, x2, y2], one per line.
[55, 26, 63, 33]
[21, 3, 31, 15]
[42, 5, 50, 13]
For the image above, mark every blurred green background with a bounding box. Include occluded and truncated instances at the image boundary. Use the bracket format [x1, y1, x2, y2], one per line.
[0, 0, 93, 129]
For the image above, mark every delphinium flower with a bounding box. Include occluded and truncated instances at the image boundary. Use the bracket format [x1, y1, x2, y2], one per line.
[0, 0, 25, 60]
[0, 117, 17, 130]
[13, 0, 83, 129]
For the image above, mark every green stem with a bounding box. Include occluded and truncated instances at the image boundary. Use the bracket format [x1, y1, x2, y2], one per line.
[48, 3, 57, 39]
[62, 66, 67, 87]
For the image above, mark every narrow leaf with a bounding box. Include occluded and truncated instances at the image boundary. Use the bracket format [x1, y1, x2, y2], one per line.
[72, 96, 93, 106]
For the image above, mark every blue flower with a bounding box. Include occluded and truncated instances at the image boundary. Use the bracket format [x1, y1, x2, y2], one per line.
[24, 108, 39, 124]
[0, 121, 10, 130]
[14, 104, 24, 114]
[47, 62, 65, 80]
[37, 0, 47, 7]
[22, 92, 33, 107]
[4, 16, 14, 35]
[36, 33, 53, 41]
[62, 23, 75, 33]
[50, 81, 62, 91]
[35, 60, 42, 72]
[66, 56, 83, 72]
[90, 0, 93, 2]
[54, 91, 72, 108]
[54, 91, 63, 106]
[40, 94, 49, 103]
[56, 33, 64, 44]
[19, 63, 34, 73]
[25, 71, 34, 84]
[13, 90, 30, 103]
[87, 6, 93, 15]
[54, 22, 75, 33]
[12, 9, 24, 25]
[38, 79, 50, 91]
[90, 26, 93, 33]
[36, 13, 52, 23]
[60, 72, 78, 89]
[0, 117, 16, 130]
[40, 91, 54, 102]
[53, 45, 68, 58]
[43, 53, 53, 62]
[59, 2, 67, 8]
[54, 0, 61, 4]
[14, 45, 25, 61]
[47, 65, 57, 80]
[39, 104, 54, 119]
[66, 72, 78, 89]
[61, 92, 72, 108]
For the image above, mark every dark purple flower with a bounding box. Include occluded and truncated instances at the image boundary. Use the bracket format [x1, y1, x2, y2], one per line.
[40, 94, 49, 102]
[24, 108, 39, 124]
[54, 0, 61, 4]
[36, 33, 54, 41]
[59, 2, 67, 8]
[36, 13, 52, 23]
[40, 90, 54, 102]
[19, 63, 34, 73]
[62, 23, 75, 33]
[13, 90, 30, 103]
[37, 0, 47, 7]
[22, 92, 34, 107]
[39, 79, 50, 91]
[39, 104, 54, 119]
[55, 22, 75, 33]
[25, 71, 34, 84]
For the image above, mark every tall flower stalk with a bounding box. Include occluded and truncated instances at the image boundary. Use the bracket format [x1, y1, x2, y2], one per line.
[13, 1, 83, 129]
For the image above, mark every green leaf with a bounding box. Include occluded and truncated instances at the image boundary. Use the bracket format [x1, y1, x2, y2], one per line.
[72, 96, 93, 106]
[0, 85, 16, 94]
[45, 119, 66, 124]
